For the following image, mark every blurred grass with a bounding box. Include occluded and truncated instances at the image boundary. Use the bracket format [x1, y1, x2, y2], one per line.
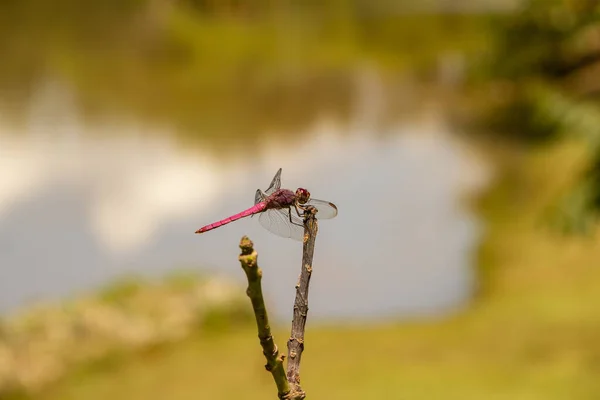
[0, 274, 253, 398]
[15, 139, 600, 400]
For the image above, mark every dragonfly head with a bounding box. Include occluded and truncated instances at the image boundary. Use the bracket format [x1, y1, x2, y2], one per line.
[295, 188, 311, 204]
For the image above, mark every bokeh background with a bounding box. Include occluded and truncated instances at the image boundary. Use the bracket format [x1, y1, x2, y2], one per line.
[1, 0, 600, 399]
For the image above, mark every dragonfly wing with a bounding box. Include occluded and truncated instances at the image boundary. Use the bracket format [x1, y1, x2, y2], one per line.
[305, 198, 338, 219]
[252, 190, 267, 218]
[265, 168, 282, 195]
[258, 208, 304, 241]
[255, 189, 267, 205]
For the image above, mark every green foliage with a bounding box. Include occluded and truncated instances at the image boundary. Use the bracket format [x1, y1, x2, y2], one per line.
[486, 0, 600, 80]
[478, 0, 600, 231]
[0, 0, 486, 145]
[479, 1, 600, 138]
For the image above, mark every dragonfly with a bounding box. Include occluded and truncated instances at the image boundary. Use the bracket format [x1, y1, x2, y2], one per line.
[195, 168, 338, 241]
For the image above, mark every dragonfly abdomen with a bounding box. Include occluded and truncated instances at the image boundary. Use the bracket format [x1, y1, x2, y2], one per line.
[195, 202, 267, 234]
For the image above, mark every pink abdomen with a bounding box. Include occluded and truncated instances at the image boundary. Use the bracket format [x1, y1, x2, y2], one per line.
[195, 202, 267, 234]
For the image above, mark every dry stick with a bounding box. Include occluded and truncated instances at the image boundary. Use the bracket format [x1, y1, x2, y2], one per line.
[238, 236, 290, 399]
[286, 205, 318, 400]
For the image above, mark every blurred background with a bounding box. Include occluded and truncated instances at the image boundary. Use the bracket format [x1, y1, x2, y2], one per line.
[1, 0, 600, 399]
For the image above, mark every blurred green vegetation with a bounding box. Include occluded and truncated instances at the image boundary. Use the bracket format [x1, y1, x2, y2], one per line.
[471, 0, 600, 232]
[0, 0, 486, 149]
[0, 273, 253, 398]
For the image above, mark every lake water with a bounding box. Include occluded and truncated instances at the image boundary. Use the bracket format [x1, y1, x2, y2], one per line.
[0, 78, 490, 323]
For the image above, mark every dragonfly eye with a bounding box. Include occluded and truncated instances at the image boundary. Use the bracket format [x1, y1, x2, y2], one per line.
[296, 188, 310, 204]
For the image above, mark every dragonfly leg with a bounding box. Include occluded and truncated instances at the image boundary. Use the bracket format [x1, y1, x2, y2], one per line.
[294, 203, 306, 217]
[296, 203, 318, 218]
[289, 206, 304, 228]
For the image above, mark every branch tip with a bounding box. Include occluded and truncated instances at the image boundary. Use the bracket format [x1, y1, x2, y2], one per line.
[239, 235, 254, 254]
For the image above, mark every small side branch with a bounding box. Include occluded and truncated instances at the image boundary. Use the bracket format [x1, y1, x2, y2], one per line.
[238, 236, 290, 399]
[286, 206, 318, 400]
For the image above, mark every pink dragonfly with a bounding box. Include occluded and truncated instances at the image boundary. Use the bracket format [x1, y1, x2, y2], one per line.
[195, 168, 338, 240]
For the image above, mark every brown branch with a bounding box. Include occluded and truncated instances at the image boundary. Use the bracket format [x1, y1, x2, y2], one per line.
[286, 206, 318, 400]
[238, 236, 290, 399]
[237, 206, 320, 400]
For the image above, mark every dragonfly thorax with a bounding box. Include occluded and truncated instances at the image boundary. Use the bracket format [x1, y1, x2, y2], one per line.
[295, 188, 310, 204]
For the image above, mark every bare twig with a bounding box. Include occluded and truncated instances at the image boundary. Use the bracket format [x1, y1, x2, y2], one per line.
[237, 206, 320, 400]
[238, 236, 290, 399]
[286, 205, 318, 400]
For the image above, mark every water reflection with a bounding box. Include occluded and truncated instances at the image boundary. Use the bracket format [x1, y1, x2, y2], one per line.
[0, 82, 490, 322]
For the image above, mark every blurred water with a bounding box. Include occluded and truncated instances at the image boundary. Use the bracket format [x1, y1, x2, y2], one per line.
[0, 79, 490, 323]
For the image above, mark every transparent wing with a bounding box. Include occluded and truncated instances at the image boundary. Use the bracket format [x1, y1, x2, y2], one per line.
[254, 189, 266, 205]
[265, 168, 282, 195]
[252, 189, 267, 218]
[258, 208, 304, 241]
[305, 199, 338, 219]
